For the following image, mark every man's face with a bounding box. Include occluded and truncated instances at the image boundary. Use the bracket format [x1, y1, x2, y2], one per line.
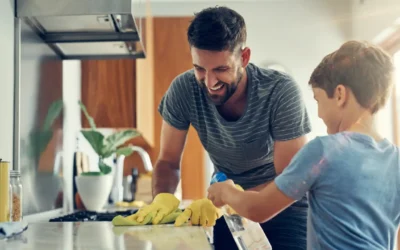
[191, 47, 244, 105]
[313, 87, 343, 134]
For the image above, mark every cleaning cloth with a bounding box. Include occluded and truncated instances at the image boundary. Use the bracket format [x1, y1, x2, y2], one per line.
[0, 221, 28, 240]
[112, 209, 183, 226]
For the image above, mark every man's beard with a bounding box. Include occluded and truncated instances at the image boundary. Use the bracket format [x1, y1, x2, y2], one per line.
[198, 69, 243, 106]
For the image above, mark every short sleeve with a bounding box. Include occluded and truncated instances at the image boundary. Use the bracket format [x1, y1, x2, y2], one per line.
[274, 138, 326, 200]
[270, 75, 311, 141]
[158, 73, 191, 130]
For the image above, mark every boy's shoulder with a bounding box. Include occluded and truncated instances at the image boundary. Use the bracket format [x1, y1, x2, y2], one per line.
[311, 132, 400, 156]
[301, 132, 363, 157]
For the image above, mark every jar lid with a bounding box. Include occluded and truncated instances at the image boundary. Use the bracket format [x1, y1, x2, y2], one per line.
[10, 170, 21, 177]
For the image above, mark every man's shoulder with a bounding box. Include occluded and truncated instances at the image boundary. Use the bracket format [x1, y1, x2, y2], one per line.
[249, 63, 294, 83]
[170, 69, 197, 91]
[248, 63, 300, 97]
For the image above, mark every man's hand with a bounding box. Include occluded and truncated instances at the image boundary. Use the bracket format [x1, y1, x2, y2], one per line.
[129, 193, 180, 225]
[174, 198, 221, 227]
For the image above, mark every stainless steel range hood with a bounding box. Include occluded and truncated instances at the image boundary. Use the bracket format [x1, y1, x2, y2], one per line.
[16, 0, 147, 60]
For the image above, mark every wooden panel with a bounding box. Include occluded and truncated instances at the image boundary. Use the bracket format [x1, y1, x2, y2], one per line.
[81, 59, 136, 128]
[36, 59, 63, 173]
[136, 8, 155, 148]
[152, 17, 205, 200]
[81, 59, 149, 173]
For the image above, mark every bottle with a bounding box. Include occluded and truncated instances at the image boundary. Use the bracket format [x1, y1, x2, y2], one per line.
[130, 168, 139, 201]
[10, 170, 22, 221]
[0, 159, 10, 222]
[210, 172, 272, 250]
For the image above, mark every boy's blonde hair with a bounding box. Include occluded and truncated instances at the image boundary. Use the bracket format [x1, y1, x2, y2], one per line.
[309, 41, 395, 114]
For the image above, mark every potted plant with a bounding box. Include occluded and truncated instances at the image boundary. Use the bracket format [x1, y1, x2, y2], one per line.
[75, 101, 141, 211]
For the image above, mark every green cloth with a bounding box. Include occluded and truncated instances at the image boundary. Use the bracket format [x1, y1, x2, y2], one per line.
[112, 209, 182, 226]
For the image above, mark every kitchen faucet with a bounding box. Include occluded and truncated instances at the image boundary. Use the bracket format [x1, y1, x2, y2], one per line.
[110, 145, 153, 204]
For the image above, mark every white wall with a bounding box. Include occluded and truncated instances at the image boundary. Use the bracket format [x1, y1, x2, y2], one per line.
[350, 0, 400, 145]
[351, 0, 400, 42]
[0, 1, 15, 164]
[149, 0, 352, 186]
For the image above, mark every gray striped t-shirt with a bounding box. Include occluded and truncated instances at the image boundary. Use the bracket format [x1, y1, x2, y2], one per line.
[158, 63, 311, 190]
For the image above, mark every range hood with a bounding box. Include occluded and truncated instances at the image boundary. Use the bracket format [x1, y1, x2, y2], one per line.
[16, 0, 147, 60]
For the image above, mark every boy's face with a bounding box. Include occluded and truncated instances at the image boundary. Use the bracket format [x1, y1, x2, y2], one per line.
[313, 87, 344, 134]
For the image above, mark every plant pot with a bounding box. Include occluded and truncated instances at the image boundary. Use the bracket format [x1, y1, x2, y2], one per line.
[75, 174, 114, 211]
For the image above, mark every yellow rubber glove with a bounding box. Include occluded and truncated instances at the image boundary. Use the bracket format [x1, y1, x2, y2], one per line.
[175, 198, 221, 227]
[125, 193, 180, 225]
[115, 200, 147, 208]
[112, 209, 182, 226]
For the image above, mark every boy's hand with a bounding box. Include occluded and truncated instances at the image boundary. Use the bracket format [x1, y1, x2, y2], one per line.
[207, 180, 242, 207]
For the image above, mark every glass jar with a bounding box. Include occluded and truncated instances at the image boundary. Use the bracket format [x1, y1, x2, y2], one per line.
[10, 170, 22, 221]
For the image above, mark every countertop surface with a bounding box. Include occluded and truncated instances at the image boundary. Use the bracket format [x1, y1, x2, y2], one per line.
[0, 222, 213, 250]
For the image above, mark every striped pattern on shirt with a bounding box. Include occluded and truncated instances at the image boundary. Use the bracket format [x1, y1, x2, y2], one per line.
[158, 63, 311, 190]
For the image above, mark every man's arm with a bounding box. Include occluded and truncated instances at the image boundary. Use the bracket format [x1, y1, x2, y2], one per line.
[152, 121, 188, 197]
[269, 76, 311, 175]
[274, 136, 308, 174]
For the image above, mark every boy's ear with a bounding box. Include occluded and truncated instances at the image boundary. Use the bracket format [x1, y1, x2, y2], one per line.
[335, 84, 347, 108]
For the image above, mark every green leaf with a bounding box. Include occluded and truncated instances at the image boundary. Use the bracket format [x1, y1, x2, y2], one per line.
[80, 130, 105, 156]
[116, 146, 134, 156]
[42, 99, 63, 131]
[99, 161, 112, 175]
[78, 100, 97, 130]
[38, 130, 53, 156]
[102, 130, 140, 157]
[81, 171, 103, 176]
[29, 130, 53, 159]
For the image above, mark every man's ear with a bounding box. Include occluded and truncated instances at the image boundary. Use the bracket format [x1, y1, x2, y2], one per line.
[335, 84, 348, 108]
[241, 47, 251, 67]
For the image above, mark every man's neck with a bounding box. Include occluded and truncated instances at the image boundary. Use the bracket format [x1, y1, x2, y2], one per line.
[216, 69, 249, 121]
[224, 69, 248, 108]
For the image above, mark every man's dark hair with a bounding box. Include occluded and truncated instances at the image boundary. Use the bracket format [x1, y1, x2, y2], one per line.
[187, 6, 247, 52]
[309, 40, 394, 114]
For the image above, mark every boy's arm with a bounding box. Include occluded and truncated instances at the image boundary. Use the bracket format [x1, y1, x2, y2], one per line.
[222, 182, 295, 223]
[223, 138, 326, 223]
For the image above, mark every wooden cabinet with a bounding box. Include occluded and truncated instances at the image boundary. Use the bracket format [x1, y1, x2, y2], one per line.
[140, 17, 206, 200]
[81, 59, 136, 128]
[81, 16, 205, 200]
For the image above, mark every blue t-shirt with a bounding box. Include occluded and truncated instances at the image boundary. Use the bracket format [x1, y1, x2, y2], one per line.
[275, 132, 400, 250]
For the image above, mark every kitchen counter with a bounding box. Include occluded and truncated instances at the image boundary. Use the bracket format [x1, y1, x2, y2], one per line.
[0, 222, 213, 250]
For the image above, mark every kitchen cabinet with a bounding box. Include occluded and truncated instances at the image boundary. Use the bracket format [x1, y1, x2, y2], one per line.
[81, 16, 205, 200]
[142, 17, 206, 200]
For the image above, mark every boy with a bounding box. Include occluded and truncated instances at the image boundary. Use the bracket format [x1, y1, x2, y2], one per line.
[207, 40, 400, 250]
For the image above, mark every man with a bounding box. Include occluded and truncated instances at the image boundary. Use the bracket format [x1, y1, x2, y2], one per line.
[135, 6, 311, 250]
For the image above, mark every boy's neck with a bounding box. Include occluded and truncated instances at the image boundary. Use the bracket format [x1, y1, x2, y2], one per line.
[346, 115, 384, 142]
